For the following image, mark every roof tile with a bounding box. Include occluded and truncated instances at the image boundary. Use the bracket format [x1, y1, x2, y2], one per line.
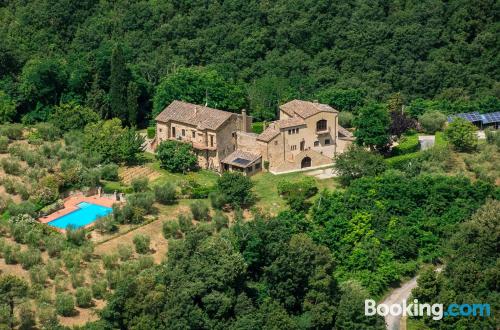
[155, 100, 234, 130]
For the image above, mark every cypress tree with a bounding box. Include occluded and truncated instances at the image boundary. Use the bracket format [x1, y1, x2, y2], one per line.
[109, 44, 129, 121]
[127, 81, 140, 126]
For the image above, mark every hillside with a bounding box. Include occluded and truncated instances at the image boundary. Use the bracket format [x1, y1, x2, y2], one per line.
[1, 0, 499, 124]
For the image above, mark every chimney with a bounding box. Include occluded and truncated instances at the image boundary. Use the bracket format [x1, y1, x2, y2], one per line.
[241, 109, 248, 132]
[194, 106, 198, 115]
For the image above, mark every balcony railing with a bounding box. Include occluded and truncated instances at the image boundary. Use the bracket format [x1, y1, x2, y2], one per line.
[316, 126, 331, 134]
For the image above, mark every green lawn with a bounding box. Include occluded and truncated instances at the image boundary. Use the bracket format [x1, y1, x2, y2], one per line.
[144, 156, 341, 214]
[251, 171, 340, 213]
[148, 160, 219, 187]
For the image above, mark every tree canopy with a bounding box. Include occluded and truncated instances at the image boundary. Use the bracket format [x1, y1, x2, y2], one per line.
[0, 0, 498, 124]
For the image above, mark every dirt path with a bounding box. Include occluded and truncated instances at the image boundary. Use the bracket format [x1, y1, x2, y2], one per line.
[380, 277, 418, 330]
[381, 267, 442, 330]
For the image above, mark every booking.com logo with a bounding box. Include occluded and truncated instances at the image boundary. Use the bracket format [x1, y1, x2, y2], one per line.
[365, 299, 491, 320]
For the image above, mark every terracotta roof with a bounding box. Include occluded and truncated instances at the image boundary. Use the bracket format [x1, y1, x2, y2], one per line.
[257, 126, 280, 142]
[280, 100, 338, 118]
[155, 100, 234, 130]
[221, 150, 261, 168]
[338, 125, 353, 138]
[275, 117, 306, 129]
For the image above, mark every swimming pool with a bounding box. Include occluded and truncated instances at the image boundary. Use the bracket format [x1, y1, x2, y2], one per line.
[47, 202, 113, 229]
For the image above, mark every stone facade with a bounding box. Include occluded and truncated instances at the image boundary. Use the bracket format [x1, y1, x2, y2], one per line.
[154, 99, 354, 175]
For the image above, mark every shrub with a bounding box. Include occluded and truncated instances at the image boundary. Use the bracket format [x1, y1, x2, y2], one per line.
[7, 201, 37, 217]
[31, 174, 60, 206]
[484, 128, 499, 146]
[157, 140, 198, 173]
[131, 177, 149, 192]
[162, 220, 182, 239]
[100, 163, 119, 181]
[277, 177, 318, 198]
[54, 275, 69, 293]
[29, 265, 48, 285]
[117, 244, 133, 261]
[70, 270, 85, 288]
[18, 304, 36, 330]
[251, 122, 264, 134]
[55, 293, 75, 316]
[66, 227, 87, 246]
[209, 191, 226, 210]
[177, 214, 193, 233]
[0, 136, 8, 153]
[61, 250, 82, 270]
[91, 280, 108, 299]
[445, 118, 478, 152]
[338, 111, 355, 128]
[133, 234, 150, 254]
[38, 306, 59, 329]
[45, 259, 62, 279]
[0, 123, 23, 140]
[38, 200, 64, 217]
[213, 211, 229, 231]
[190, 200, 210, 221]
[75, 288, 93, 308]
[34, 122, 61, 141]
[153, 182, 177, 204]
[3, 244, 19, 264]
[333, 145, 387, 185]
[277, 177, 319, 212]
[418, 110, 446, 133]
[1, 157, 23, 175]
[127, 192, 155, 214]
[46, 236, 65, 257]
[101, 254, 119, 270]
[215, 172, 255, 208]
[147, 126, 156, 139]
[18, 248, 42, 269]
[94, 215, 118, 234]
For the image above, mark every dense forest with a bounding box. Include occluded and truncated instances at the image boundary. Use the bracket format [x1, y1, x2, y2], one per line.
[0, 1, 499, 329]
[0, 0, 499, 124]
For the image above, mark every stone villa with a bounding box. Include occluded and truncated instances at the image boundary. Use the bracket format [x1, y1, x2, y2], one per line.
[154, 99, 354, 174]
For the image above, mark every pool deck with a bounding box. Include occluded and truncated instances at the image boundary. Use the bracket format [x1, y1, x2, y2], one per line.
[38, 194, 117, 227]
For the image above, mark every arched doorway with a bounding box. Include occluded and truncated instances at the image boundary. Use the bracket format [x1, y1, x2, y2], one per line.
[301, 156, 311, 168]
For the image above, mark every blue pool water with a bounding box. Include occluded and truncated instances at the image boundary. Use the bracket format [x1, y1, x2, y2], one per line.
[48, 202, 112, 229]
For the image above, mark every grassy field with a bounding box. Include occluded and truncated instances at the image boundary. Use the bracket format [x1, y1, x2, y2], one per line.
[138, 155, 340, 214]
[250, 171, 340, 213]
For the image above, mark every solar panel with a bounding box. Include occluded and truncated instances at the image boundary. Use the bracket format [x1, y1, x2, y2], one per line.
[481, 112, 500, 124]
[233, 157, 251, 166]
[449, 112, 482, 123]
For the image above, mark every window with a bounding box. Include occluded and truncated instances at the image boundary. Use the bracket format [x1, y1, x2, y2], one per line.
[255, 162, 261, 170]
[182, 129, 185, 136]
[314, 141, 319, 147]
[210, 135, 214, 147]
[300, 140, 305, 151]
[291, 145, 297, 151]
[172, 127, 176, 136]
[295, 128, 299, 134]
[316, 119, 327, 131]
[159, 128, 162, 132]
[192, 131, 195, 138]
[288, 129, 291, 135]
[325, 139, 331, 145]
